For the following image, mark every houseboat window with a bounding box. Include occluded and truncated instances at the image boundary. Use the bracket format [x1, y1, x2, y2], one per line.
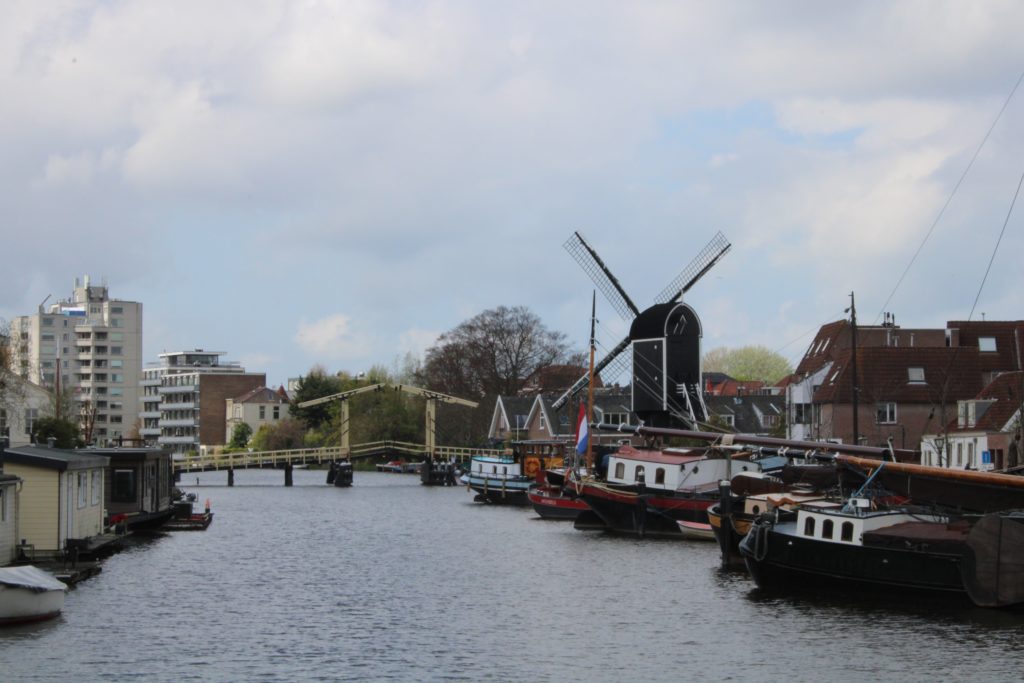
[112, 469, 137, 503]
[615, 462, 625, 479]
[502, 467, 507, 475]
[841, 522, 854, 542]
[803, 516, 816, 536]
[492, 466, 497, 474]
[751, 504, 761, 515]
[822, 519, 834, 539]
[77, 472, 88, 509]
[655, 468, 666, 485]
[91, 471, 101, 505]
[635, 466, 645, 483]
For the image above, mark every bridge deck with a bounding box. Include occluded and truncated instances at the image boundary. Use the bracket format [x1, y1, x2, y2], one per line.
[173, 440, 508, 472]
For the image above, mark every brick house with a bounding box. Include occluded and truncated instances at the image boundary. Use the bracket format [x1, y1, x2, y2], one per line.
[785, 318, 1024, 460]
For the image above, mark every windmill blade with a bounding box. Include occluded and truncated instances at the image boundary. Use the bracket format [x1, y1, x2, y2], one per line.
[597, 348, 631, 386]
[564, 231, 640, 321]
[654, 231, 731, 304]
[551, 336, 631, 410]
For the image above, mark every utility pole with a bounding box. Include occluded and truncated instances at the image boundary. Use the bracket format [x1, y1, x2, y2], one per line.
[848, 292, 859, 446]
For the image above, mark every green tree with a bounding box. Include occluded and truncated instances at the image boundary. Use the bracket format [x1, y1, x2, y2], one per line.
[289, 366, 344, 429]
[31, 416, 82, 449]
[251, 418, 307, 451]
[229, 422, 253, 449]
[703, 345, 793, 384]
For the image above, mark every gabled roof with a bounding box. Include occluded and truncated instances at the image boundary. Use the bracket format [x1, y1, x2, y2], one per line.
[947, 371, 1024, 434]
[232, 386, 287, 404]
[813, 347, 983, 404]
[491, 395, 534, 433]
[706, 395, 785, 434]
[1, 445, 109, 471]
[947, 321, 1024, 374]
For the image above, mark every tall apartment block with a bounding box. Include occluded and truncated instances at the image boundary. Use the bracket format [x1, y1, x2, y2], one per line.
[9, 276, 141, 445]
[140, 350, 265, 454]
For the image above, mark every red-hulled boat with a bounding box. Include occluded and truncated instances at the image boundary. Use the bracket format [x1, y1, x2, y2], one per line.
[527, 476, 590, 520]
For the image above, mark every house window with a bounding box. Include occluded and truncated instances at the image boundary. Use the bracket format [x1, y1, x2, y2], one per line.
[91, 470, 101, 505]
[804, 516, 816, 536]
[760, 415, 779, 429]
[718, 414, 735, 427]
[111, 470, 137, 502]
[876, 402, 897, 424]
[979, 337, 997, 352]
[0, 408, 7, 436]
[111, 306, 124, 314]
[614, 462, 625, 479]
[822, 519, 834, 539]
[259, 406, 266, 419]
[655, 468, 666, 485]
[793, 403, 811, 425]
[77, 472, 88, 508]
[24, 408, 38, 435]
[907, 367, 925, 383]
[841, 522, 854, 542]
[273, 406, 280, 420]
[539, 412, 546, 431]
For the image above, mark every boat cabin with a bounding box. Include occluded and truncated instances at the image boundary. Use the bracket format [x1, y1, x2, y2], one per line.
[0, 474, 20, 565]
[789, 500, 945, 547]
[82, 447, 174, 530]
[606, 445, 759, 490]
[470, 455, 522, 480]
[0, 445, 110, 558]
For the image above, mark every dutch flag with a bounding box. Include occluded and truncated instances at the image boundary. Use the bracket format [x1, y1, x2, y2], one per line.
[575, 403, 589, 456]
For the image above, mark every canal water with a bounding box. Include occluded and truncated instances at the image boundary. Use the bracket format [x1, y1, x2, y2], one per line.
[3, 469, 1024, 682]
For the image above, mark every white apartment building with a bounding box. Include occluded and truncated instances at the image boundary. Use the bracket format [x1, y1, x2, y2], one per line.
[140, 350, 264, 454]
[9, 276, 141, 446]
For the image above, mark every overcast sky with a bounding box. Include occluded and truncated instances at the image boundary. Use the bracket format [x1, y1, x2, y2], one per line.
[3, 1, 1023, 388]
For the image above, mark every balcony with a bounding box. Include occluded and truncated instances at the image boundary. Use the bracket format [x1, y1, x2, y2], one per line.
[158, 435, 198, 445]
[140, 427, 161, 437]
[139, 410, 161, 419]
[159, 384, 197, 394]
[141, 378, 161, 387]
[161, 418, 197, 428]
[161, 401, 197, 411]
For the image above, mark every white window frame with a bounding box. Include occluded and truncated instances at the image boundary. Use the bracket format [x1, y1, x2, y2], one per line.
[979, 337, 997, 352]
[876, 402, 897, 424]
[91, 470, 101, 505]
[77, 472, 88, 509]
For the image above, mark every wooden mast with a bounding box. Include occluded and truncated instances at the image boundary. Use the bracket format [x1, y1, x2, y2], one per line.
[585, 291, 597, 471]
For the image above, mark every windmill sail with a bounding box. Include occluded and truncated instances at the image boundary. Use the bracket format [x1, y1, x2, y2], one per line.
[654, 231, 731, 304]
[563, 231, 640, 321]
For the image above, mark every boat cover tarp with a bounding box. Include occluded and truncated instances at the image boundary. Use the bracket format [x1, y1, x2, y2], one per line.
[862, 521, 970, 556]
[962, 513, 1024, 608]
[0, 566, 68, 592]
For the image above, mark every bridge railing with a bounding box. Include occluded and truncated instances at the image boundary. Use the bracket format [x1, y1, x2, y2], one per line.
[173, 441, 511, 472]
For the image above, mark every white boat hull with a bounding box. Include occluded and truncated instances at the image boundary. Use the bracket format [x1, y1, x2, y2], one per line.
[0, 584, 65, 625]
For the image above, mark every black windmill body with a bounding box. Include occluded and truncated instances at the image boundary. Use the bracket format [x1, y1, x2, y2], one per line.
[555, 231, 730, 430]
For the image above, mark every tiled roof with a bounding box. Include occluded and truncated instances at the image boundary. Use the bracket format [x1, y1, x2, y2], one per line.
[813, 347, 983, 404]
[947, 371, 1024, 433]
[947, 321, 1024, 374]
[232, 386, 286, 404]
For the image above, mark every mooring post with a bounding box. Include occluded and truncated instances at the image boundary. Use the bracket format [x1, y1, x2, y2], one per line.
[173, 469, 181, 483]
[227, 468, 235, 487]
[284, 463, 293, 487]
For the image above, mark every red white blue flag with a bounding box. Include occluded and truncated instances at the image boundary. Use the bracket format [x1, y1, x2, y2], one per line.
[575, 403, 589, 456]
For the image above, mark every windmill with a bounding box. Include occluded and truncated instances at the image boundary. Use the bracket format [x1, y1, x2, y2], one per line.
[552, 230, 731, 429]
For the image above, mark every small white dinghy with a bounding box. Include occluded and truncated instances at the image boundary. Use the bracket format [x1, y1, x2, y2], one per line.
[0, 566, 68, 626]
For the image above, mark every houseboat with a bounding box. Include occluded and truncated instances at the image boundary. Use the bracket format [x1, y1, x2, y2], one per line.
[465, 441, 567, 505]
[0, 444, 118, 559]
[574, 445, 765, 538]
[739, 498, 970, 596]
[84, 447, 175, 532]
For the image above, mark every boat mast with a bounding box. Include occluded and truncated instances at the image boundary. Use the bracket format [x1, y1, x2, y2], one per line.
[848, 291, 859, 446]
[585, 291, 597, 471]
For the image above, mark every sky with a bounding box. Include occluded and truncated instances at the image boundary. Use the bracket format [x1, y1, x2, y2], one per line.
[3, 1, 1024, 389]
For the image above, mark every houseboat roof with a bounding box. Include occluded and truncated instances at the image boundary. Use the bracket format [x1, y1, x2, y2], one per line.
[79, 447, 168, 462]
[0, 473, 21, 484]
[611, 445, 705, 465]
[1, 445, 110, 471]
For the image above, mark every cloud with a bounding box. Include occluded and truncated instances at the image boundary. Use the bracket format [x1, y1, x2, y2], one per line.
[398, 328, 439, 357]
[294, 314, 373, 360]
